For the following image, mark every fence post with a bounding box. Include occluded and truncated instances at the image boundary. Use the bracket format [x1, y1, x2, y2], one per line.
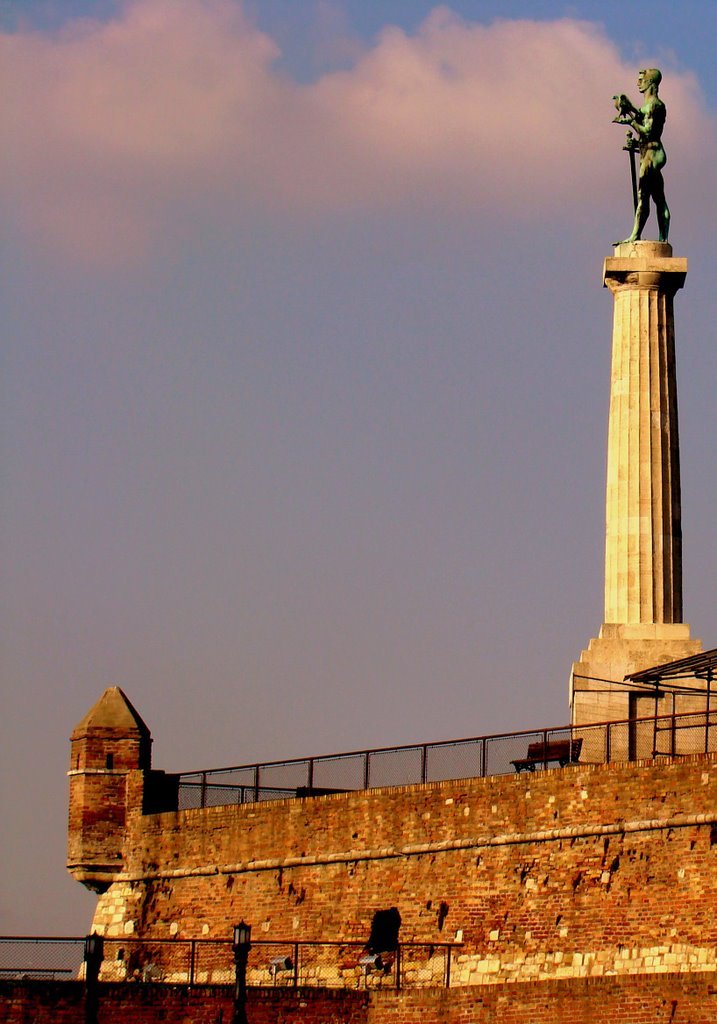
[706, 670, 713, 755]
[363, 752, 370, 790]
[253, 766, 260, 803]
[189, 939, 196, 987]
[307, 758, 314, 793]
[293, 943, 299, 988]
[421, 745, 428, 784]
[200, 772, 207, 809]
[605, 722, 611, 764]
[481, 737, 487, 777]
[670, 711, 676, 756]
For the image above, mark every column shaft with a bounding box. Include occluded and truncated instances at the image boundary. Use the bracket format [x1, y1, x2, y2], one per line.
[603, 242, 685, 624]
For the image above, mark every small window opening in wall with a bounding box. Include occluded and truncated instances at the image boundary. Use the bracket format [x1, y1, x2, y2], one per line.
[105, 753, 114, 769]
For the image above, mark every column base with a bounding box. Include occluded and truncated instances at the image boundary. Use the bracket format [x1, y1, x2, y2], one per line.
[570, 623, 702, 727]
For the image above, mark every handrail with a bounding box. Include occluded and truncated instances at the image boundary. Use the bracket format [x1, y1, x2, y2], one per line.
[177, 708, 715, 779]
[173, 708, 717, 810]
[0, 936, 460, 990]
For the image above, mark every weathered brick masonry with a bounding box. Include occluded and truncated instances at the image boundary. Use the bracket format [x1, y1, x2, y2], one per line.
[86, 751, 717, 986]
[0, 981, 369, 1024]
[369, 971, 717, 1022]
[65, 688, 717, 1012]
[4, 971, 717, 1023]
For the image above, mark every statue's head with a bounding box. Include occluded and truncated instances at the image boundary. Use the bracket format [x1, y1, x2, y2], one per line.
[638, 68, 662, 92]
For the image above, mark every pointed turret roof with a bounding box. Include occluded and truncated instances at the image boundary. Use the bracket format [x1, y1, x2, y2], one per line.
[71, 687, 151, 738]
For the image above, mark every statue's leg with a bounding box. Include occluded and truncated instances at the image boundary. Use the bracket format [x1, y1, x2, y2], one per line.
[623, 192, 649, 243]
[653, 175, 670, 242]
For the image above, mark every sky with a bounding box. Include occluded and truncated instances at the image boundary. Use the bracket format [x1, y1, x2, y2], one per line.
[1, 0, 716, 934]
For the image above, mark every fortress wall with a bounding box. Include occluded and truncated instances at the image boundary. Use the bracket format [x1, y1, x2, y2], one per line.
[4, 971, 717, 1024]
[0, 982, 368, 1024]
[369, 971, 717, 1022]
[87, 754, 717, 986]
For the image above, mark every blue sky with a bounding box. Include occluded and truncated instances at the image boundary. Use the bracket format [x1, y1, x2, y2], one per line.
[1, 0, 716, 933]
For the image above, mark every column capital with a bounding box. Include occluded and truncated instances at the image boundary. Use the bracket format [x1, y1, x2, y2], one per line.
[603, 241, 687, 294]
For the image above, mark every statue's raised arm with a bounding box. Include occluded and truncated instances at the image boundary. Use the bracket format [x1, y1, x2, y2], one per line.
[612, 68, 670, 244]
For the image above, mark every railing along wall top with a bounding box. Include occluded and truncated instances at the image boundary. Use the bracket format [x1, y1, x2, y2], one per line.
[175, 708, 717, 810]
[0, 936, 460, 990]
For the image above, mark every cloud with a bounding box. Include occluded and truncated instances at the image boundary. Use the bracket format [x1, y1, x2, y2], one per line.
[1, 0, 711, 264]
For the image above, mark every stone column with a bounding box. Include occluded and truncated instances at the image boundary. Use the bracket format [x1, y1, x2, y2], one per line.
[571, 242, 701, 732]
[603, 241, 684, 624]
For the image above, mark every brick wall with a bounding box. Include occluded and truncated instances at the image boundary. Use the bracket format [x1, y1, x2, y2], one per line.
[369, 971, 717, 1022]
[86, 753, 717, 986]
[0, 982, 368, 1024]
[4, 972, 717, 1023]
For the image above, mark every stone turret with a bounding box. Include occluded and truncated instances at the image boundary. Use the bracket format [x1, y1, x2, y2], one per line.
[67, 687, 152, 892]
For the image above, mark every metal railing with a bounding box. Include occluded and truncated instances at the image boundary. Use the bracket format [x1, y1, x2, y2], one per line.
[0, 937, 85, 981]
[0, 937, 458, 990]
[176, 708, 717, 810]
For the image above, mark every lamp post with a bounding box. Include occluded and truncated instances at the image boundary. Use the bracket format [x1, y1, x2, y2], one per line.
[232, 921, 252, 1024]
[83, 933, 104, 1024]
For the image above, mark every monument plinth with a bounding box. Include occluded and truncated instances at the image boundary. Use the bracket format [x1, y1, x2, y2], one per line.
[571, 241, 701, 728]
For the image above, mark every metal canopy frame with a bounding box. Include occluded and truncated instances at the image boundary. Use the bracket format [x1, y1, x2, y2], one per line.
[625, 648, 717, 756]
[626, 647, 717, 684]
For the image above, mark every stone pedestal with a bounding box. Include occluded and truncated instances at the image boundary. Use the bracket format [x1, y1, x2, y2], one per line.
[571, 242, 701, 728]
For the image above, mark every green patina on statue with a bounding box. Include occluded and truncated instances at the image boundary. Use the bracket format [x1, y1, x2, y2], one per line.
[612, 68, 670, 244]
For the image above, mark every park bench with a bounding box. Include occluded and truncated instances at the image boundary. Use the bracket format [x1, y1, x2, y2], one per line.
[295, 786, 349, 798]
[511, 738, 582, 773]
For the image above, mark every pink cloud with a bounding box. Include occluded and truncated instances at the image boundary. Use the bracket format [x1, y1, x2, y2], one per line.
[1, 0, 711, 264]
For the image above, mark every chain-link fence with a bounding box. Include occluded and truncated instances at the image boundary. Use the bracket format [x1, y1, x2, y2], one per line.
[0, 937, 458, 990]
[0, 937, 85, 980]
[177, 708, 717, 809]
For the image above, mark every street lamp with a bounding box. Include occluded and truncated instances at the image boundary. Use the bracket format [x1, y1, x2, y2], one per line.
[232, 921, 252, 1024]
[83, 933, 104, 1024]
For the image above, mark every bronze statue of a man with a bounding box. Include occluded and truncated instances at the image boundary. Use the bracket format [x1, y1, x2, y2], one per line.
[613, 68, 670, 243]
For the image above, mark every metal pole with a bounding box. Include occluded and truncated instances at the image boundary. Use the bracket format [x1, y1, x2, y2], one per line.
[705, 669, 712, 754]
[653, 685, 659, 757]
[233, 947, 250, 1024]
[671, 707, 676, 756]
[605, 721, 611, 764]
[83, 934, 104, 1024]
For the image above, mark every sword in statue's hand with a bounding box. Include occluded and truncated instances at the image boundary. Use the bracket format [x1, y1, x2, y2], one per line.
[623, 131, 639, 212]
